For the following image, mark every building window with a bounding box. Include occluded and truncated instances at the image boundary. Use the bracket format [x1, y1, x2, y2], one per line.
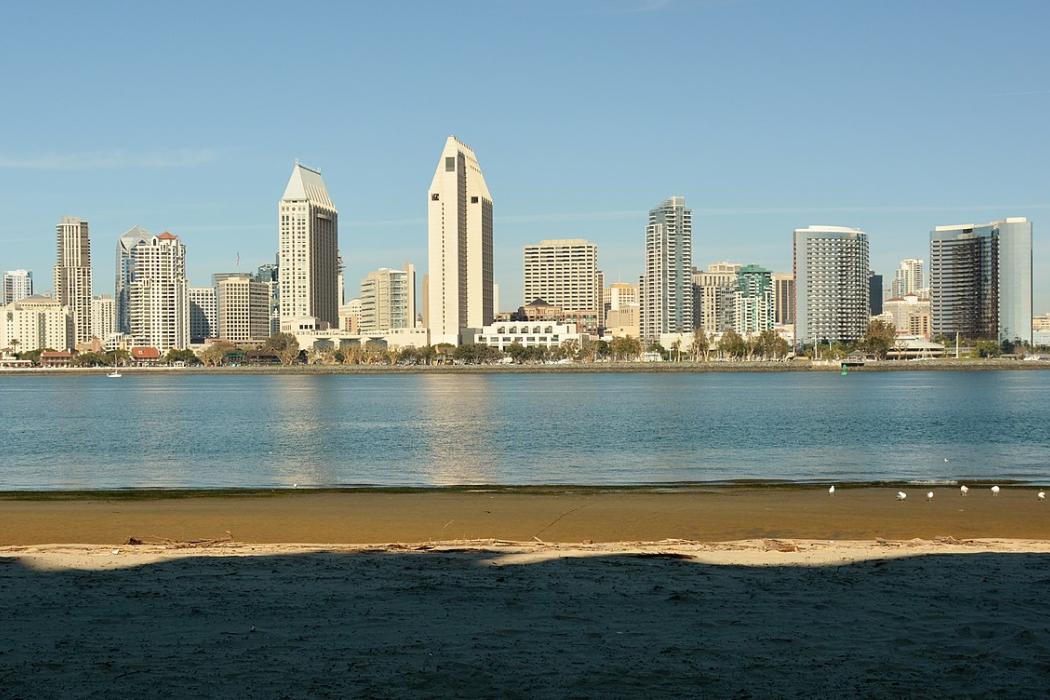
[471, 196, 479, 204]
[445, 157, 455, 172]
[431, 193, 439, 201]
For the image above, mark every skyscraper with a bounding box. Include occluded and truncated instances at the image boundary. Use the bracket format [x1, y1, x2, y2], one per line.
[53, 216, 92, 344]
[891, 258, 924, 298]
[189, 287, 217, 343]
[278, 163, 339, 331]
[640, 197, 693, 342]
[90, 294, 115, 341]
[734, 265, 774, 336]
[115, 226, 149, 334]
[128, 232, 190, 352]
[3, 270, 33, 304]
[929, 217, 1032, 344]
[771, 272, 795, 325]
[254, 259, 279, 335]
[358, 266, 416, 334]
[793, 226, 870, 346]
[216, 276, 271, 342]
[692, 262, 740, 334]
[868, 271, 883, 316]
[523, 239, 602, 332]
[427, 136, 494, 345]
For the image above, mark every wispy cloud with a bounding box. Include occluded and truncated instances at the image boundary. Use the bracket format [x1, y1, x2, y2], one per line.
[0, 149, 218, 170]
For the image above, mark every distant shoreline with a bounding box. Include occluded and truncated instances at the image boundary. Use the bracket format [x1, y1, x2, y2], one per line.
[1, 359, 1048, 375]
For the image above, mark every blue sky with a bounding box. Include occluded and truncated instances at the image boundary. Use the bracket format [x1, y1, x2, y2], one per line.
[1, 0, 1048, 311]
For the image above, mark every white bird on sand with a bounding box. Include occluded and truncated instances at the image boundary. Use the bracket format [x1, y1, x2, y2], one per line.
[960, 485, 969, 495]
[1038, 491, 1045, 501]
[828, 485, 836, 495]
[991, 485, 1001, 496]
[926, 491, 934, 501]
[896, 491, 907, 501]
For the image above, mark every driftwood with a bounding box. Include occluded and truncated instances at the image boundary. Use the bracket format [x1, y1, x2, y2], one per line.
[123, 531, 233, 548]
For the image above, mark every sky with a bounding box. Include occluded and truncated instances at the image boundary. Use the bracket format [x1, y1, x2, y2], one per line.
[1, 0, 1048, 312]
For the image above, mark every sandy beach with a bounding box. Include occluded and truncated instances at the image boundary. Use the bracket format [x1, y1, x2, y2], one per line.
[2, 487, 1050, 696]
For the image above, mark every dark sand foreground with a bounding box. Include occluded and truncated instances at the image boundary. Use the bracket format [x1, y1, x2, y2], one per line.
[3, 488, 1050, 697]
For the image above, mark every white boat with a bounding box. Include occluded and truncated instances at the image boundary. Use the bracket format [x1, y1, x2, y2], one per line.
[107, 370, 122, 378]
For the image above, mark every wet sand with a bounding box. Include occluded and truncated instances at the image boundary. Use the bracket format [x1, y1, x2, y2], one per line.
[4, 488, 1050, 697]
[2, 486, 1048, 545]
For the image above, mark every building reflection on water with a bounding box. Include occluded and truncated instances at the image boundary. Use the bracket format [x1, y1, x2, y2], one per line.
[417, 373, 498, 485]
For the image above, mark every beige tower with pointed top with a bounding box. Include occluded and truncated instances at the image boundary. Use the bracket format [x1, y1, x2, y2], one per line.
[278, 163, 339, 331]
[426, 136, 493, 345]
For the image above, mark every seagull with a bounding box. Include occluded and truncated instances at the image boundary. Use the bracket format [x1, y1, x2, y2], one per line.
[896, 491, 907, 501]
[828, 485, 836, 495]
[292, 483, 299, 489]
[926, 491, 934, 501]
[991, 485, 1001, 496]
[944, 457, 950, 463]
[960, 485, 969, 496]
[1038, 491, 1045, 501]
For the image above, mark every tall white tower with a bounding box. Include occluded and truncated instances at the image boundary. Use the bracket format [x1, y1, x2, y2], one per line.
[53, 216, 93, 344]
[278, 163, 339, 331]
[426, 136, 493, 345]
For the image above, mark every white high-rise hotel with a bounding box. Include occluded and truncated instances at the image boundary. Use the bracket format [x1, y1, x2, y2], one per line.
[427, 136, 494, 345]
[53, 216, 92, 344]
[128, 232, 190, 352]
[793, 225, 870, 346]
[640, 197, 693, 342]
[523, 239, 602, 332]
[279, 163, 339, 332]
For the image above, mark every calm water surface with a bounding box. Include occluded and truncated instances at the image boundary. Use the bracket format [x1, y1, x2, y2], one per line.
[1, 371, 1048, 489]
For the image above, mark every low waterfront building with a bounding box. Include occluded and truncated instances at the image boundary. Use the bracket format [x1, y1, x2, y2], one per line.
[464, 322, 587, 351]
[291, 326, 431, 354]
[39, 350, 75, 367]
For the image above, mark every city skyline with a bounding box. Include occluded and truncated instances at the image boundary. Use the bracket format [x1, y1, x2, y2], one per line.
[0, 2, 1047, 312]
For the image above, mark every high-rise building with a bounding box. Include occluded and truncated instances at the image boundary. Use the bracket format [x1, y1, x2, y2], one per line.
[868, 272, 883, 316]
[426, 136, 494, 345]
[254, 260, 279, 335]
[0, 296, 74, 352]
[53, 216, 92, 343]
[90, 294, 115, 341]
[734, 265, 774, 336]
[3, 270, 33, 304]
[891, 258, 924, 298]
[640, 197, 693, 342]
[523, 239, 602, 333]
[692, 262, 740, 334]
[337, 253, 345, 307]
[278, 163, 339, 331]
[216, 276, 271, 342]
[189, 287, 217, 343]
[115, 226, 149, 334]
[793, 226, 870, 346]
[771, 273, 795, 325]
[359, 266, 416, 333]
[929, 217, 1032, 344]
[128, 232, 190, 352]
